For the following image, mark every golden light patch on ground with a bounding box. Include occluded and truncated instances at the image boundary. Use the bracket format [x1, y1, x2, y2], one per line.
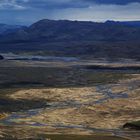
[119, 74, 140, 84]
[111, 85, 128, 94]
[7, 87, 103, 103]
[0, 113, 8, 120]
[90, 98, 140, 129]
[5, 74, 140, 130]
[8, 84, 140, 130]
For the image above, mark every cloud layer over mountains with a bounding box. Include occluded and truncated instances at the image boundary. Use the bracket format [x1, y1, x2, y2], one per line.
[0, 0, 140, 24]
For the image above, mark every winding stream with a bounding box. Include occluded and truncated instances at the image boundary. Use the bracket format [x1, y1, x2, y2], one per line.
[0, 84, 139, 139]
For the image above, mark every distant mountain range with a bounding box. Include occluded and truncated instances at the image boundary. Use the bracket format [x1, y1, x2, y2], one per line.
[0, 24, 26, 35]
[105, 20, 140, 27]
[0, 19, 140, 43]
[0, 19, 140, 60]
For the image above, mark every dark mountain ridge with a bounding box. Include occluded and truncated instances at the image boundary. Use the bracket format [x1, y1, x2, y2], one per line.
[0, 19, 140, 43]
[0, 19, 140, 60]
[105, 20, 140, 27]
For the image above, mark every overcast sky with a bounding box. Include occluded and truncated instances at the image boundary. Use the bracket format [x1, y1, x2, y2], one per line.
[0, 0, 140, 25]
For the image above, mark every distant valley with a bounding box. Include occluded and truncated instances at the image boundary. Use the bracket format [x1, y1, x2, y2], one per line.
[0, 20, 140, 140]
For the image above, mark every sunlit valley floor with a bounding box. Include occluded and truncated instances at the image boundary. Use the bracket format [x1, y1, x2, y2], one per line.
[0, 58, 140, 140]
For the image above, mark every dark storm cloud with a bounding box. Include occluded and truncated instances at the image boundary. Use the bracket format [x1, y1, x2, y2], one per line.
[15, 0, 140, 10]
[83, 0, 140, 5]
[0, 0, 140, 25]
[17, 0, 89, 9]
[1, 0, 140, 10]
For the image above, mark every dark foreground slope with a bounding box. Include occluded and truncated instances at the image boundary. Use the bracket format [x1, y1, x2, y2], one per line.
[0, 19, 140, 60]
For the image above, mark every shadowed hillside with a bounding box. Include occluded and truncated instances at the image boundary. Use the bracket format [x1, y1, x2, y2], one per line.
[1, 19, 140, 42]
[0, 19, 140, 60]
